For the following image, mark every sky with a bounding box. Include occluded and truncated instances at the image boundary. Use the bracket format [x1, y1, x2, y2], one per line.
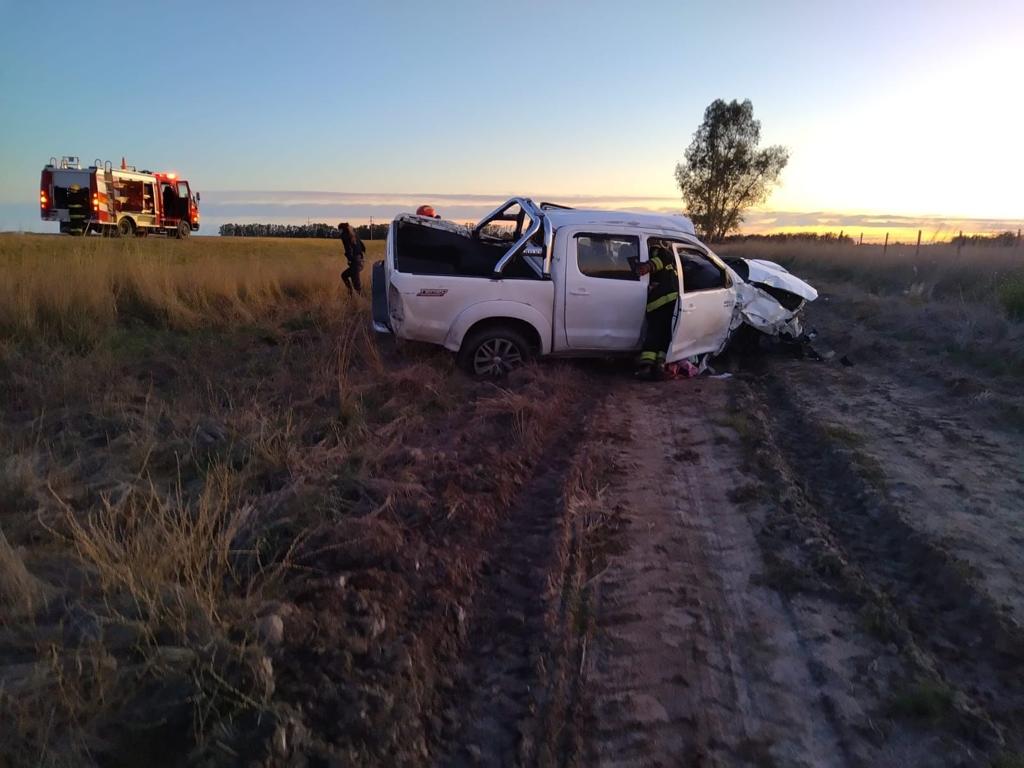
[2, 0, 1022, 241]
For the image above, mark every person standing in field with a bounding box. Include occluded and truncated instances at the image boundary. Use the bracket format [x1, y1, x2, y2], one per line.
[338, 222, 366, 295]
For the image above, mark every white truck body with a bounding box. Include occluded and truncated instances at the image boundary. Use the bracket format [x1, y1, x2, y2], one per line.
[372, 198, 816, 374]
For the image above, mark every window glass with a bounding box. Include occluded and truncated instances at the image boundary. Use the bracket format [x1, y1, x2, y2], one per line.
[116, 180, 144, 211]
[678, 248, 727, 292]
[177, 182, 189, 198]
[576, 234, 639, 280]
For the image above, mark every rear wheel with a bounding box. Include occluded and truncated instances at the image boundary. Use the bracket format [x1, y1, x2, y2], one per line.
[117, 217, 135, 237]
[457, 326, 533, 377]
[176, 221, 190, 239]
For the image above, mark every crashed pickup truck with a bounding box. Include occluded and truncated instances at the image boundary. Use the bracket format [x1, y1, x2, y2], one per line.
[371, 197, 817, 376]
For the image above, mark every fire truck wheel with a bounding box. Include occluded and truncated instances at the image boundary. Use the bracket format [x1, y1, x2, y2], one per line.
[176, 221, 191, 239]
[117, 217, 136, 237]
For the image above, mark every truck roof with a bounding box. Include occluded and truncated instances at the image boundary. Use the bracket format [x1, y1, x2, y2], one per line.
[540, 207, 697, 236]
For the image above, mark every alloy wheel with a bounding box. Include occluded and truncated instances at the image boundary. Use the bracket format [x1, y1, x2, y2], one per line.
[472, 338, 523, 376]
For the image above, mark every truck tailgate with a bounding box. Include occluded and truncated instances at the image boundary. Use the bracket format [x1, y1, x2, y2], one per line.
[371, 260, 391, 333]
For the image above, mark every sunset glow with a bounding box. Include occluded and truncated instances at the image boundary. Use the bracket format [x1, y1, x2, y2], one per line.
[2, 1, 1022, 236]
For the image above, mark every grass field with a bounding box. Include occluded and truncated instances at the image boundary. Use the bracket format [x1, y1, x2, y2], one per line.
[718, 239, 1024, 381]
[0, 233, 583, 766]
[0, 234, 383, 348]
[1, 231, 1022, 766]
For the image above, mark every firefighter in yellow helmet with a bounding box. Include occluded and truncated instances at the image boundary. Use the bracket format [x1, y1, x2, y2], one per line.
[635, 242, 679, 380]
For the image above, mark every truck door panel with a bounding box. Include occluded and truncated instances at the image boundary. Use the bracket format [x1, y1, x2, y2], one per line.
[563, 232, 646, 350]
[667, 244, 736, 361]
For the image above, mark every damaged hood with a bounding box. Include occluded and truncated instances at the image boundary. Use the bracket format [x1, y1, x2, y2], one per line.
[726, 258, 818, 339]
[742, 259, 818, 302]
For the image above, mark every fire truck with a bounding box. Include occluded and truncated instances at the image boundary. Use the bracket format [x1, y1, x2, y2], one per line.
[39, 156, 200, 238]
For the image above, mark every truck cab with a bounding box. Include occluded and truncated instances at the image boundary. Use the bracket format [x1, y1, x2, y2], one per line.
[373, 197, 814, 376]
[154, 173, 200, 235]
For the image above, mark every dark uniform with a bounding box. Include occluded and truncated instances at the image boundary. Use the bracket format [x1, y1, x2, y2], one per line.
[341, 231, 366, 294]
[638, 246, 679, 371]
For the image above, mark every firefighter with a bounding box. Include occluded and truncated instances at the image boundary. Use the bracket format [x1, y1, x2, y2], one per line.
[338, 222, 366, 295]
[415, 204, 441, 219]
[635, 243, 679, 380]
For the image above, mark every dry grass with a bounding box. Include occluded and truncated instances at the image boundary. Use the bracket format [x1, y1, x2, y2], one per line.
[0, 232, 591, 766]
[715, 240, 1024, 315]
[0, 234, 383, 348]
[0, 235, 383, 765]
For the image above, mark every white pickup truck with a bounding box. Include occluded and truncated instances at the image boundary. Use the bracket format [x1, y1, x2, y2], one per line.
[371, 197, 817, 376]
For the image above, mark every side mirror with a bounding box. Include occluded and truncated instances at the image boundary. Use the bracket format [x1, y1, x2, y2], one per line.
[196, 192, 201, 202]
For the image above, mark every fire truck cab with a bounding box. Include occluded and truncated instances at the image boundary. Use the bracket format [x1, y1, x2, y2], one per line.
[39, 156, 201, 238]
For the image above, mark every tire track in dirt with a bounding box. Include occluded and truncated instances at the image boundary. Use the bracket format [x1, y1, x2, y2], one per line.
[771, 355, 1024, 623]
[752, 369, 1024, 754]
[429, 357, 1024, 767]
[433, 404, 589, 767]
[581, 380, 857, 768]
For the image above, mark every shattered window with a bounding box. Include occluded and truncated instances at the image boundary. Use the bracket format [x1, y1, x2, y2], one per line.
[576, 234, 640, 280]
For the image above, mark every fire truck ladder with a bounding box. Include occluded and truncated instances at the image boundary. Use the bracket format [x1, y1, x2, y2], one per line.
[103, 162, 117, 226]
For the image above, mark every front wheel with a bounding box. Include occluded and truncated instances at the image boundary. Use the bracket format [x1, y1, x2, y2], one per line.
[176, 221, 190, 239]
[117, 217, 136, 237]
[457, 326, 533, 377]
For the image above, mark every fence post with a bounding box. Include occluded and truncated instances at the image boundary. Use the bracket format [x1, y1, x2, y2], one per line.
[859, 232, 863, 245]
[915, 229, 921, 257]
[958, 230, 963, 256]
[1017, 228, 1021, 247]
[883, 232, 888, 257]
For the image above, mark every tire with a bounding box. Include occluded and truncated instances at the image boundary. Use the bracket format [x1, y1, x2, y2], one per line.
[457, 326, 534, 377]
[176, 221, 190, 239]
[117, 217, 136, 237]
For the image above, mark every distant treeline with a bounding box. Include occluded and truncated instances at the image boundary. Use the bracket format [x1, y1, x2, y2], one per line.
[724, 232, 854, 244]
[218, 222, 389, 239]
[950, 231, 1021, 247]
[724, 230, 1021, 246]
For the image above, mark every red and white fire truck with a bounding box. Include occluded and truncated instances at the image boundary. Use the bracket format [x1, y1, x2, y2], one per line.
[39, 156, 201, 238]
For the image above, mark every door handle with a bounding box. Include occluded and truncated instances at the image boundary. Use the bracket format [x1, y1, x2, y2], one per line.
[569, 288, 590, 296]
[681, 302, 696, 312]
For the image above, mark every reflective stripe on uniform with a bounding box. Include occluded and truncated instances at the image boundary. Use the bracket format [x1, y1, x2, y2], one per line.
[639, 350, 658, 362]
[650, 256, 664, 271]
[646, 291, 679, 312]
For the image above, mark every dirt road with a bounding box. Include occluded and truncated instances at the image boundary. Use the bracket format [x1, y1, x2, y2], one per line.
[436, 289, 1024, 766]
[582, 380, 859, 767]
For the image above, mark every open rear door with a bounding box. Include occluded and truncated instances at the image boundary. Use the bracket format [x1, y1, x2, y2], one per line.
[665, 244, 736, 362]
